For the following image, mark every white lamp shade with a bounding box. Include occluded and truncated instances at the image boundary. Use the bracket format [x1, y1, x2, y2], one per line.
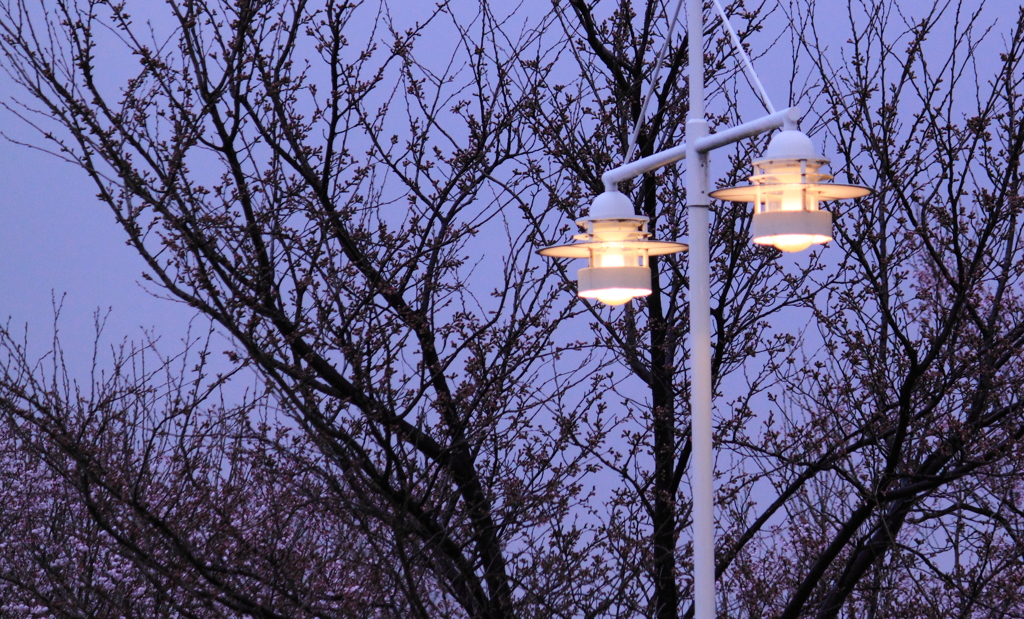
[750, 210, 832, 252]
[578, 266, 652, 305]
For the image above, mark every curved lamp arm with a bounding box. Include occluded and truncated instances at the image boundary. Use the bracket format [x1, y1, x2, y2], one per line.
[601, 106, 802, 192]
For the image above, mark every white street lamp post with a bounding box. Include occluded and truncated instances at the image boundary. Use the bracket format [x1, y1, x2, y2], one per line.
[537, 1, 871, 618]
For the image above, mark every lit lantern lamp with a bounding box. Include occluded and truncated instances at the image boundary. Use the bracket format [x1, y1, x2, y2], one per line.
[709, 130, 872, 252]
[539, 191, 687, 306]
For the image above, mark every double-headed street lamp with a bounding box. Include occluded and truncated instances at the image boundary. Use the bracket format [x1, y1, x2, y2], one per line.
[537, 2, 871, 617]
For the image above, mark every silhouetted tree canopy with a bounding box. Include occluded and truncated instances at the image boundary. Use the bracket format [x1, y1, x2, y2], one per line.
[0, 0, 1022, 617]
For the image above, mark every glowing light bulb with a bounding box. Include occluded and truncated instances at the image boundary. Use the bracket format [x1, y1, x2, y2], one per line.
[768, 234, 815, 253]
[596, 289, 637, 306]
[779, 185, 805, 212]
[599, 252, 626, 268]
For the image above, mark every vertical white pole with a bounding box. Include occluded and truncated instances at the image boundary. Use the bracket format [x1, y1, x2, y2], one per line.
[686, 0, 715, 616]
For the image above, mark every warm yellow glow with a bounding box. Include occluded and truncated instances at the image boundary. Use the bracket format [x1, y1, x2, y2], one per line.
[579, 286, 651, 305]
[585, 288, 650, 305]
[597, 252, 626, 268]
[597, 292, 636, 306]
[771, 235, 814, 252]
[759, 182, 815, 214]
[778, 186, 806, 212]
[754, 233, 831, 253]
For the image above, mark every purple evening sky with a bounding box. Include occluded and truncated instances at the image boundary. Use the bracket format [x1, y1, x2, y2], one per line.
[0, 99, 201, 366]
[0, 0, 1002, 372]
